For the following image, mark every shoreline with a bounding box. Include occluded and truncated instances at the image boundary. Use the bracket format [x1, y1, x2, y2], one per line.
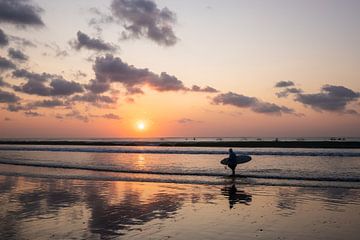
[1, 140, 360, 148]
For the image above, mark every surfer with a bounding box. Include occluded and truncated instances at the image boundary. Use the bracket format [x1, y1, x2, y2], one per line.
[228, 148, 237, 176]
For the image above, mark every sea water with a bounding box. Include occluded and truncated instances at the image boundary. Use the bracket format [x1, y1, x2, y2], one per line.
[0, 143, 359, 188]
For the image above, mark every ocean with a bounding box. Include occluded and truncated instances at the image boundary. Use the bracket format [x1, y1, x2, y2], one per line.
[0, 139, 359, 187]
[1, 139, 360, 239]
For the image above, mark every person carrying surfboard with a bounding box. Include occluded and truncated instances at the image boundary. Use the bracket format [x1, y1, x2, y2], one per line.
[228, 148, 237, 176]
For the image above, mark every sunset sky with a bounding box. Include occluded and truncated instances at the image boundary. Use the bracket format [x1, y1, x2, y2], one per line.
[0, 0, 360, 138]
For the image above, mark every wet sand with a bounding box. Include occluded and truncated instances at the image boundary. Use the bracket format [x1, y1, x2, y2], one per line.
[1, 175, 359, 239]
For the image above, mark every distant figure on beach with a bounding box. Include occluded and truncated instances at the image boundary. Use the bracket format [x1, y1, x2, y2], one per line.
[228, 148, 237, 176]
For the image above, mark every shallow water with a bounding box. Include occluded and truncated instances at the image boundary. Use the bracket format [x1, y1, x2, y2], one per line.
[0, 145, 359, 187]
[0, 176, 359, 240]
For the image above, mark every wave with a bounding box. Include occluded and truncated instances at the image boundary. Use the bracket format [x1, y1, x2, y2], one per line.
[0, 159, 359, 183]
[1, 146, 360, 157]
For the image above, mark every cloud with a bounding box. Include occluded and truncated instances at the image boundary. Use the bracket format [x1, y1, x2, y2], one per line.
[91, 113, 121, 120]
[0, 89, 20, 103]
[12, 69, 53, 82]
[24, 110, 42, 117]
[72, 92, 117, 105]
[0, 56, 16, 70]
[6, 98, 69, 113]
[44, 43, 68, 57]
[13, 79, 51, 96]
[275, 80, 295, 88]
[102, 113, 121, 120]
[65, 110, 89, 122]
[0, 0, 44, 27]
[12, 69, 84, 96]
[49, 78, 84, 96]
[8, 48, 29, 61]
[30, 99, 69, 108]
[70, 31, 117, 52]
[0, 77, 10, 87]
[213, 92, 296, 115]
[295, 85, 360, 112]
[177, 118, 201, 124]
[91, 54, 187, 94]
[73, 70, 87, 80]
[276, 87, 303, 98]
[88, 8, 114, 33]
[191, 85, 219, 93]
[6, 103, 27, 112]
[111, 0, 178, 46]
[0, 28, 9, 46]
[4, 117, 11, 121]
[85, 79, 111, 94]
[8, 35, 36, 48]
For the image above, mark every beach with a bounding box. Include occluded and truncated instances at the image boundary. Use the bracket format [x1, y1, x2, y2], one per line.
[1, 175, 360, 240]
[0, 141, 360, 239]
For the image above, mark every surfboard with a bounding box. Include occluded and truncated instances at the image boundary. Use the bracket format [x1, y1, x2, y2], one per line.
[220, 155, 252, 165]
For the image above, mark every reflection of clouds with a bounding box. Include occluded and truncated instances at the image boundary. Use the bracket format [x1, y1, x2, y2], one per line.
[84, 182, 185, 237]
[0, 176, 202, 239]
[221, 184, 252, 209]
[276, 187, 360, 215]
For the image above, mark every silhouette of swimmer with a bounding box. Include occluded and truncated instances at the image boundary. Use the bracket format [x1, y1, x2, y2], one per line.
[227, 148, 237, 176]
[221, 183, 252, 209]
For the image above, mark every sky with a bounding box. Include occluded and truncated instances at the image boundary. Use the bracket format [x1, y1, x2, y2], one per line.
[0, 0, 360, 138]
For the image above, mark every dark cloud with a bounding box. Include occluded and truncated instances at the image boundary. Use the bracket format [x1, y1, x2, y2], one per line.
[0, 28, 9, 46]
[91, 113, 121, 120]
[6, 99, 68, 113]
[111, 0, 178, 46]
[24, 110, 42, 117]
[72, 93, 117, 105]
[70, 31, 117, 52]
[65, 110, 89, 122]
[49, 78, 84, 96]
[8, 48, 29, 61]
[85, 79, 111, 94]
[0, 56, 16, 70]
[7, 103, 27, 112]
[91, 54, 187, 94]
[0, 89, 20, 103]
[295, 85, 360, 112]
[13, 69, 53, 82]
[30, 99, 68, 108]
[13, 79, 51, 96]
[0, 0, 44, 27]
[275, 80, 295, 88]
[191, 85, 219, 93]
[4, 117, 11, 121]
[13, 69, 84, 96]
[276, 87, 303, 98]
[213, 92, 296, 115]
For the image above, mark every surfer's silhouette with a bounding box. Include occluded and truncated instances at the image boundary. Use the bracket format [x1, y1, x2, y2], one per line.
[228, 148, 237, 176]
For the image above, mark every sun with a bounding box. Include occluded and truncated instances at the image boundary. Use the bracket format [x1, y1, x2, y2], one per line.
[136, 121, 146, 131]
